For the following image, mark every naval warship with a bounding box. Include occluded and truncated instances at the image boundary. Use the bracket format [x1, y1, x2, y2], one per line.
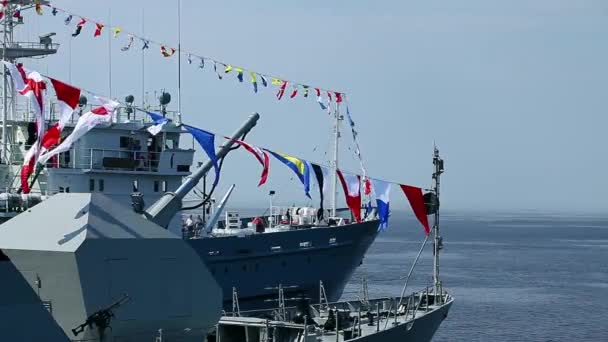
[0, 0, 380, 311]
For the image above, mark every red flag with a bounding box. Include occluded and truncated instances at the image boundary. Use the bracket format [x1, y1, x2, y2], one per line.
[363, 177, 372, 195]
[94, 23, 104, 37]
[335, 92, 343, 103]
[290, 86, 298, 98]
[337, 170, 361, 223]
[315, 88, 321, 97]
[400, 184, 430, 235]
[12, 6, 21, 18]
[276, 81, 287, 100]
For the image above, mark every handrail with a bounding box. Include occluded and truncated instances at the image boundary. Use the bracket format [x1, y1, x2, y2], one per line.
[5, 41, 59, 50]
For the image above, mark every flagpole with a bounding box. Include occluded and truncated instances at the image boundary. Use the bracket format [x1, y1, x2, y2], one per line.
[331, 103, 341, 217]
[141, 8, 145, 108]
[2, 11, 8, 167]
[108, 8, 112, 99]
[177, 0, 182, 123]
[432, 146, 444, 296]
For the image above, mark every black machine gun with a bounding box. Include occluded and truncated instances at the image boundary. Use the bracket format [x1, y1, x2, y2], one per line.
[72, 293, 131, 340]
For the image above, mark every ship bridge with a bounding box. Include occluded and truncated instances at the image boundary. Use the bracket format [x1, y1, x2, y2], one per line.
[0, 106, 194, 232]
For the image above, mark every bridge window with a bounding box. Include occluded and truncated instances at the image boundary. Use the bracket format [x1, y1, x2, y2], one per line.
[98, 179, 104, 192]
[120, 136, 140, 149]
[154, 180, 159, 192]
[162, 180, 167, 192]
[299, 241, 312, 248]
[119, 136, 131, 148]
[89, 179, 95, 191]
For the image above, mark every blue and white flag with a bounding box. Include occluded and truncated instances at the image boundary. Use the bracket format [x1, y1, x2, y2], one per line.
[145, 111, 169, 136]
[371, 179, 391, 231]
[184, 125, 220, 186]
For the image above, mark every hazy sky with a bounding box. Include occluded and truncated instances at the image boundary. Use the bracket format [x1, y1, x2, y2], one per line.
[17, 0, 608, 212]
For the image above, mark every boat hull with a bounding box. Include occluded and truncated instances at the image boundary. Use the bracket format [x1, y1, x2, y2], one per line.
[188, 220, 380, 310]
[351, 301, 453, 342]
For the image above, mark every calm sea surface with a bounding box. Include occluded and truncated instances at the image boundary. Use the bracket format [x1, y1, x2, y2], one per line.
[341, 211, 608, 341]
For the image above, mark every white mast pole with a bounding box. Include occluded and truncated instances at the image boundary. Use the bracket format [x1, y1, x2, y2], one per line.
[432, 146, 444, 296]
[177, 0, 182, 123]
[331, 103, 341, 217]
[2, 9, 8, 167]
[141, 8, 145, 108]
[108, 9, 112, 98]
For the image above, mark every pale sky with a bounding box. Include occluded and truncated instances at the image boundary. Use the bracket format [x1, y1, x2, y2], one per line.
[16, 0, 608, 212]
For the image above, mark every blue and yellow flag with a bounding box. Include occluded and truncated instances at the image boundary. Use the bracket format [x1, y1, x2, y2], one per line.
[235, 68, 244, 82]
[266, 150, 311, 198]
[250, 72, 258, 93]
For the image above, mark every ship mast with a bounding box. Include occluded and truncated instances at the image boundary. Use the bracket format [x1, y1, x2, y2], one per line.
[176, 0, 182, 123]
[0, 1, 57, 188]
[431, 146, 444, 294]
[2, 6, 8, 167]
[330, 104, 342, 217]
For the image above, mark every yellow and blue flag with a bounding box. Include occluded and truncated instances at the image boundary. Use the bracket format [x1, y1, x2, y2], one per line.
[235, 68, 244, 82]
[266, 150, 311, 198]
[250, 72, 258, 93]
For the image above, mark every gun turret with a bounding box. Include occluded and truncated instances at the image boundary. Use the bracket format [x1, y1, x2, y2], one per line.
[71, 294, 131, 340]
[144, 113, 260, 228]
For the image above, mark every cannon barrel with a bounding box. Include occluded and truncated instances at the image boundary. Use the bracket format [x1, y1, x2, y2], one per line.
[144, 113, 260, 228]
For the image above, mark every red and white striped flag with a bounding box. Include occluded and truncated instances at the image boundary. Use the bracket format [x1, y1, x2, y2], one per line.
[40, 79, 81, 155]
[4, 63, 48, 193]
[229, 137, 269, 186]
[38, 98, 118, 165]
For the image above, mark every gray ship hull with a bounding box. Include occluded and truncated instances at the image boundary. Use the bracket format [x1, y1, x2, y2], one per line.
[351, 301, 453, 342]
[189, 220, 380, 310]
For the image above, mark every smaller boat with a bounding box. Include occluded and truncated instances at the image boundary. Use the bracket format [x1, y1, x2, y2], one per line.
[211, 147, 454, 342]
[215, 288, 452, 342]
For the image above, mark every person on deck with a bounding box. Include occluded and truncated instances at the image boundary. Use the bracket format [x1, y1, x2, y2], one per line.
[185, 215, 194, 238]
[252, 217, 265, 233]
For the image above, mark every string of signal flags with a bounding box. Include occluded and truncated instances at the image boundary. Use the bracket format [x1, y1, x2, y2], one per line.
[23, 3, 346, 114]
[4, 59, 432, 236]
[4, 4, 425, 232]
[21, 2, 371, 196]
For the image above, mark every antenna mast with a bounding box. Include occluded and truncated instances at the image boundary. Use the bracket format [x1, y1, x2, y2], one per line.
[0, 1, 57, 175]
[177, 0, 182, 123]
[432, 146, 444, 294]
[330, 104, 342, 217]
[2, 5, 8, 167]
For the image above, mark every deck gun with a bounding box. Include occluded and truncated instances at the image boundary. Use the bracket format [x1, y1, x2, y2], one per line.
[71, 293, 131, 340]
[144, 113, 260, 228]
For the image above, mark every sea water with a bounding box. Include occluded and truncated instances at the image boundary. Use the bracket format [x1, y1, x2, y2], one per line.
[342, 211, 608, 341]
